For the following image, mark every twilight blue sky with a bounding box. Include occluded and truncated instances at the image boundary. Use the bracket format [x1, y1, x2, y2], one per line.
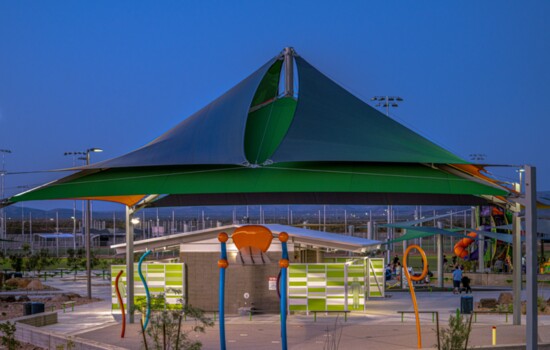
[0, 1, 549, 210]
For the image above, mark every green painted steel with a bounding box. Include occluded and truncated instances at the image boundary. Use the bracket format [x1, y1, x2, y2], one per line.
[250, 60, 282, 107]
[244, 98, 297, 165]
[9, 163, 507, 204]
[111, 263, 185, 313]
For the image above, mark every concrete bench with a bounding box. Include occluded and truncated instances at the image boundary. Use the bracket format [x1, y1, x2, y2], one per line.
[310, 310, 351, 322]
[397, 310, 439, 323]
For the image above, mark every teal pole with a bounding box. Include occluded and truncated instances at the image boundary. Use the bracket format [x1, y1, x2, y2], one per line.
[138, 250, 152, 330]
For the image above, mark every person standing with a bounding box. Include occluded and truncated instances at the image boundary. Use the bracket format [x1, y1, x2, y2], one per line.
[393, 254, 400, 266]
[395, 262, 402, 282]
[461, 275, 472, 294]
[452, 266, 463, 294]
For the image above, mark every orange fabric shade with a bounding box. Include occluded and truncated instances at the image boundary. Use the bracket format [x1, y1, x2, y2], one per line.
[232, 225, 274, 252]
[64, 195, 146, 207]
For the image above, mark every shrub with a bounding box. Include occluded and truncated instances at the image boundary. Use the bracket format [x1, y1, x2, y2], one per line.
[0, 321, 20, 350]
[436, 310, 472, 350]
[141, 289, 214, 350]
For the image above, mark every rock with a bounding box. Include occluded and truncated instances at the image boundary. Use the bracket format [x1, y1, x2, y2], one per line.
[25, 279, 44, 290]
[16, 295, 30, 302]
[64, 293, 81, 300]
[498, 292, 513, 305]
[0, 295, 16, 302]
[5, 278, 32, 288]
[51, 295, 71, 302]
[480, 298, 498, 309]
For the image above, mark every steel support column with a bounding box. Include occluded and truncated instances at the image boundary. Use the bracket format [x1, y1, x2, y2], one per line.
[436, 221, 443, 289]
[525, 166, 538, 350]
[512, 206, 522, 325]
[125, 206, 135, 324]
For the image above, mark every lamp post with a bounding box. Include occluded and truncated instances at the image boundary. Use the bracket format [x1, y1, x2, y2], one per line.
[0, 149, 12, 250]
[64, 152, 85, 253]
[469, 154, 487, 162]
[371, 96, 403, 117]
[65, 148, 102, 299]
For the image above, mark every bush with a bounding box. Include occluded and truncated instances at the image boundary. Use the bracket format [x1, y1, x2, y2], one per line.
[140, 289, 214, 350]
[0, 321, 20, 350]
[436, 311, 472, 350]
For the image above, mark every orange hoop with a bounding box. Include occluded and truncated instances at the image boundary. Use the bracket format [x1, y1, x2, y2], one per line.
[403, 244, 428, 282]
[403, 244, 428, 349]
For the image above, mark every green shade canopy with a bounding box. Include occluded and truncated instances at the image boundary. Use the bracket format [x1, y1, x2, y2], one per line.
[384, 226, 473, 245]
[2, 48, 509, 208]
[8, 162, 506, 205]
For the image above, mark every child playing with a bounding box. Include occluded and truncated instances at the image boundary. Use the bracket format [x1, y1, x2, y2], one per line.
[461, 275, 472, 294]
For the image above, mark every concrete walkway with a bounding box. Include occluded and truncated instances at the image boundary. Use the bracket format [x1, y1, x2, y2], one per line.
[23, 272, 550, 349]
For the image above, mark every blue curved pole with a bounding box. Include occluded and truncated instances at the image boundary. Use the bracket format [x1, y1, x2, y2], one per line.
[138, 250, 152, 330]
[280, 239, 289, 350]
[219, 236, 228, 350]
[219, 266, 226, 350]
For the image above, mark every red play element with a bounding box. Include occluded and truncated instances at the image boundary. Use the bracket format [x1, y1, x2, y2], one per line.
[115, 270, 126, 338]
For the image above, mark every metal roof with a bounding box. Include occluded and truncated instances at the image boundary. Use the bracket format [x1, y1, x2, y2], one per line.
[111, 224, 381, 254]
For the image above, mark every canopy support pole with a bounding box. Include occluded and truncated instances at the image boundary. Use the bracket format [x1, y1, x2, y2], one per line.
[478, 232, 484, 273]
[283, 47, 294, 97]
[436, 222, 443, 289]
[125, 206, 135, 324]
[525, 165, 538, 350]
[512, 199, 522, 325]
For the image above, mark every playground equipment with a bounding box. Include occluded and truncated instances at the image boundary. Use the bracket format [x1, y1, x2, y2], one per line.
[403, 244, 429, 349]
[454, 232, 477, 258]
[138, 250, 152, 330]
[217, 225, 289, 350]
[114, 270, 125, 338]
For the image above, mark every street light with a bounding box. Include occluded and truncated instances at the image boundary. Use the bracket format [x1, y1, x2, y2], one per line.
[371, 96, 403, 117]
[64, 152, 86, 261]
[65, 148, 103, 300]
[469, 154, 487, 162]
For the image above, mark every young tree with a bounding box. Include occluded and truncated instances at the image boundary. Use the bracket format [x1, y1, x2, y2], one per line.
[66, 248, 86, 281]
[437, 311, 473, 350]
[141, 289, 214, 350]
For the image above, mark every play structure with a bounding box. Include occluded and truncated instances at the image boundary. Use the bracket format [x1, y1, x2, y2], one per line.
[403, 244, 429, 349]
[454, 232, 477, 258]
[138, 250, 153, 330]
[217, 225, 290, 350]
[451, 207, 516, 272]
[111, 261, 186, 335]
[114, 270, 126, 338]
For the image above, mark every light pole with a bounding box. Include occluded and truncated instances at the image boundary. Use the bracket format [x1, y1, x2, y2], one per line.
[371, 96, 403, 117]
[64, 152, 85, 253]
[0, 149, 12, 250]
[65, 148, 102, 299]
[469, 154, 487, 162]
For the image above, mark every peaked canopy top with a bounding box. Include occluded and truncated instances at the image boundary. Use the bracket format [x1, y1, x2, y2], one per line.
[86, 48, 466, 170]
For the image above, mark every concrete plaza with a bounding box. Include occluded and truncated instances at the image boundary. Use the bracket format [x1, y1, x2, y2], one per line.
[19, 273, 550, 349]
